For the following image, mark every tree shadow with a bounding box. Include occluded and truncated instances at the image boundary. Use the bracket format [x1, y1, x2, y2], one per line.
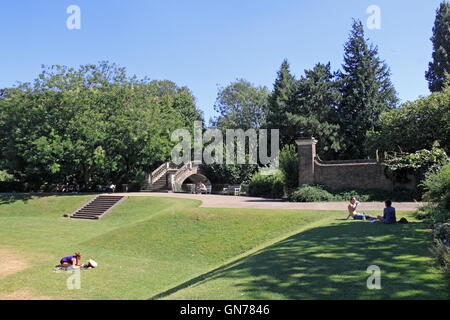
[152, 221, 449, 300]
[0, 193, 91, 205]
[243, 199, 284, 203]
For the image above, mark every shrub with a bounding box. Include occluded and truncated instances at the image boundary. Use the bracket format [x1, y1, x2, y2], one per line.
[203, 163, 258, 184]
[0, 170, 14, 182]
[384, 143, 449, 188]
[421, 163, 450, 210]
[279, 145, 299, 189]
[248, 172, 284, 199]
[0, 181, 24, 192]
[332, 188, 419, 202]
[287, 186, 419, 203]
[414, 206, 450, 224]
[288, 185, 334, 202]
[430, 239, 450, 275]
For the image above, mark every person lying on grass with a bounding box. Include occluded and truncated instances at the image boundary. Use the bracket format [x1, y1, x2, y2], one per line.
[346, 197, 377, 221]
[59, 252, 84, 268]
[56, 253, 98, 270]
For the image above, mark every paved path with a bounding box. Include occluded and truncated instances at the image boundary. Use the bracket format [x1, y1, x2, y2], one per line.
[112, 192, 423, 211]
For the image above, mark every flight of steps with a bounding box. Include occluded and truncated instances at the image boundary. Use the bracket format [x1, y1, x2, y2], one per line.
[141, 174, 168, 192]
[66, 195, 127, 220]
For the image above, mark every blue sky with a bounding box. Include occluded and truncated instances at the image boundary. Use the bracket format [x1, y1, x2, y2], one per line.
[0, 0, 443, 121]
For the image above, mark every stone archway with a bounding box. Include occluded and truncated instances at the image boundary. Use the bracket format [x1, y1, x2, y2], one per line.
[179, 173, 211, 193]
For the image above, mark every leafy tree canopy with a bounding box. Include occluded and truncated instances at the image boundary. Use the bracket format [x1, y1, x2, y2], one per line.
[0, 62, 202, 190]
[211, 79, 269, 130]
[367, 88, 450, 155]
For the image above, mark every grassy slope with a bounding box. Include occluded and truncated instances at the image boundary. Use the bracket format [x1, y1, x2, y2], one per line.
[164, 214, 450, 300]
[0, 194, 337, 299]
[0, 194, 447, 300]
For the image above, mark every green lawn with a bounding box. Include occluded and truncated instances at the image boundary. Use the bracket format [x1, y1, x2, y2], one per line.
[0, 194, 447, 300]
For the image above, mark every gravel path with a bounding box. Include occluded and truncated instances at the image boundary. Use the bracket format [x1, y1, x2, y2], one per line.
[113, 192, 423, 211]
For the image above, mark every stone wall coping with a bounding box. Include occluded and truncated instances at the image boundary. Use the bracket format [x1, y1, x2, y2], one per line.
[314, 159, 382, 167]
[295, 138, 318, 146]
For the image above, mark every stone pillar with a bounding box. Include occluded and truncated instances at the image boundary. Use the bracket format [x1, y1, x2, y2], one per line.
[296, 138, 318, 186]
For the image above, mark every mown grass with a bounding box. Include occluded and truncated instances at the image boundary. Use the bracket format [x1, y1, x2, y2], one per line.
[0, 194, 447, 300]
[163, 214, 449, 300]
[0, 194, 333, 299]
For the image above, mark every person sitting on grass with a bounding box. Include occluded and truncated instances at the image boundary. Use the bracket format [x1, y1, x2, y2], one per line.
[346, 197, 377, 221]
[376, 200, 397, 224]
[59, 252, 83, 268]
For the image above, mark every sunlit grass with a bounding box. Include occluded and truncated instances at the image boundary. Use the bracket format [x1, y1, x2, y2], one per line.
[0, 194, 447, 300]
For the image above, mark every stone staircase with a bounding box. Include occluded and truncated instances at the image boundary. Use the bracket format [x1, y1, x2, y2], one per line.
[141, 178, 168, 192]
[66, 195, 127, 220]
[141, 162, 179, 192]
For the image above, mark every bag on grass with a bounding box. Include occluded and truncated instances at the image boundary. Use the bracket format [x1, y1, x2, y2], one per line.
[399, 217, 409, 224]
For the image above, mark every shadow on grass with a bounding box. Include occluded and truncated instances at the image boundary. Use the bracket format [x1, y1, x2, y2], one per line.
[151, 221, 449, 300]
[0, 193, 95, 205]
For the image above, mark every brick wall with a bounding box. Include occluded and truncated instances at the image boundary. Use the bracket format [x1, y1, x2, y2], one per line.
[314, 159, 393, 191]
[296, 138, 415, 191]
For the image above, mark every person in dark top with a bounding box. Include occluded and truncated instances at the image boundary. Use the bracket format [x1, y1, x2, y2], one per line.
[377, 200, 397, 224]
[59, 252, 83, 268]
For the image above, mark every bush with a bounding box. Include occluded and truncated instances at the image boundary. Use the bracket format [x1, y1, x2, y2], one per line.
[0, 181, 24, 192]
[414, 206, 450, 224]
[332, 188, 419, 202]
[248, 172, 284, 199]
[203, 163, 259, 184]
[287, 186, 419, 203]
[279, 145, 299, 189]
[0, 170, 14, 182]
[288, 185, 334, 202]
[429, 223, 450, 276]
[430, 239, 450, 275]
[421, 163, 450, 210]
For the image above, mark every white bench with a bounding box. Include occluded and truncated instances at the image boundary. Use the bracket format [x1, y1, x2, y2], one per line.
[222, 185, 241, 196]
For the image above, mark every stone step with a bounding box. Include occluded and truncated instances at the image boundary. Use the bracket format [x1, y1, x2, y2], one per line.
[66, 195, 127, 220]
[71, 215, 99, 220]
[75, 210, 103, 214]
[84, 204, 120, 208]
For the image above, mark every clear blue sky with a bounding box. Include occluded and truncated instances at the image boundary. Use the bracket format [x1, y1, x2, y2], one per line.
[0, 0, 443, 121]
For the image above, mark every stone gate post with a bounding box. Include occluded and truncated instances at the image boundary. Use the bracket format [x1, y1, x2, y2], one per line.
[296, 138, 317, 186]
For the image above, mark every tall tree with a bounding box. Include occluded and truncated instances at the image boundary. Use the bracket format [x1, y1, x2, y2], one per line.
[338, 20, 398, 159]
[266, 60, 297, 146]
[289, 63, 343, 159]
[211, 79, 269, 130]
[426, 1, 450, 92]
